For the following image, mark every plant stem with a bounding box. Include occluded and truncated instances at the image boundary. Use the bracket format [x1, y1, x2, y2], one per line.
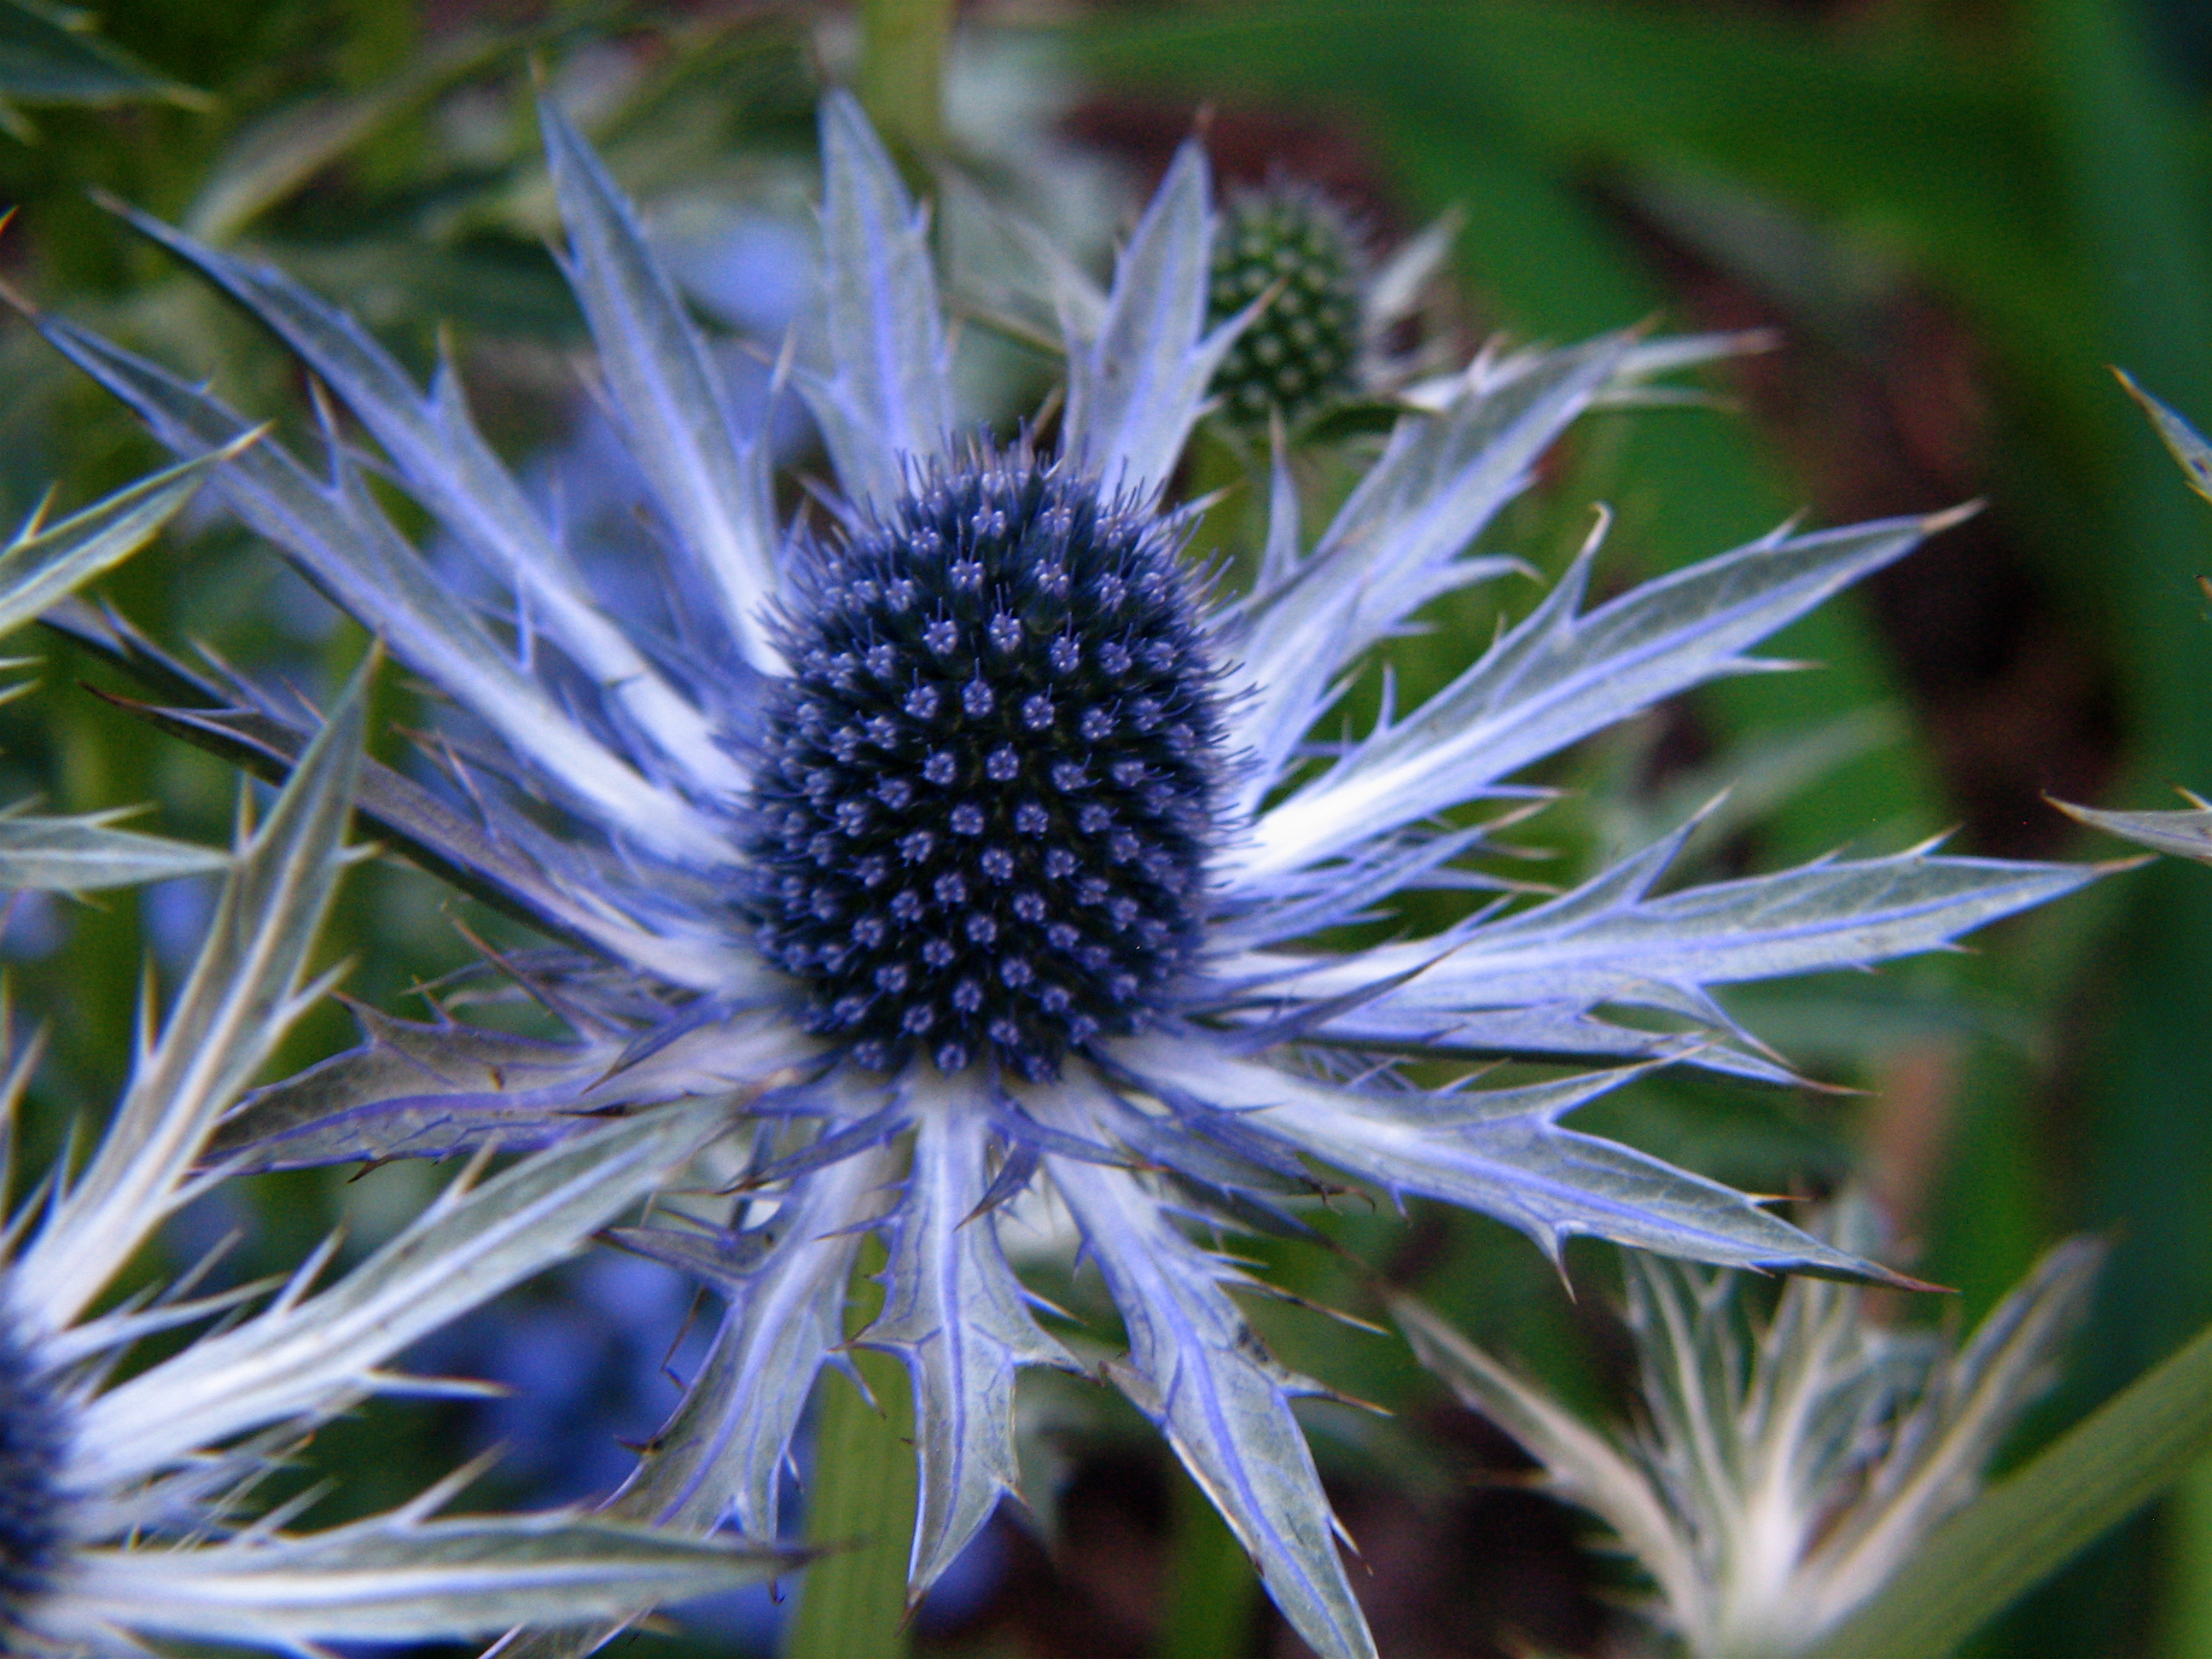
[1805, 1318, 2212, 1659]
[785, 1254, 917, 1659]
[859, 0, 951, 159]
[2165, 1460, 2212, 1656]
[1159, 1461, 1260, 1659]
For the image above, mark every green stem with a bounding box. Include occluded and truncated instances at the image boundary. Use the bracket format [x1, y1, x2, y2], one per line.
[1159, 1462, 1260, 1659]
[785, 1256, 917, 1659]
[858, 0, 952, 159]
[1804, 1318, 2212, 1659]
[2167, 1459, 2212, 1656]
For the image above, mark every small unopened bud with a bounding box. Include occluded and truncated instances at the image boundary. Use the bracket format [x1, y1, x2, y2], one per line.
[1207, 181, 1365, 429]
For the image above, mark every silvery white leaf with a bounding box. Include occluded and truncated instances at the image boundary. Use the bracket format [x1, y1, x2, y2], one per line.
[539, 99, 785, 674]
[40, 620, 747, 990]
[1807, 1237, 2102, 1626]
[210, 1010, 631, 1170]
[0, 443, 223, 638]
[1115, 1036, 1898, 1281]
[2116, 366, 2212, 504]
[210, 1002, 815, 1171]
[2054, 795, 2212, 864]
[60, 1512, 801, 1645]
[1216, 996, 1798, 1085]
[600, 1138, 902, 1539]
[1399, 1214, 2098, 1658]
[480, 1146, 901, 1659]
[1264, 826, 2101, 1026]
[602, 1216, 776, 1289]
[29, 314, 731, 867]
[800, 90, 952, 510]
[1389, 1290, 1704, 1625]
[864, 1083, 1074, 1596]
[1046, 1155, 1375, 1659]
[1237, 508, 1948, 883]
[0, 808, 227, 892]
[74, 1097, 735, 1490]
[1228, 335, 1630, 814]
[10, 656, 364, 1335]
[111, 201, 744, 796]
[1061, 138, 1240, 498]
[1359, 207, 1460, 337]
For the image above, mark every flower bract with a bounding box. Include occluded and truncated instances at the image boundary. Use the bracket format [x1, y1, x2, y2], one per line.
[1396, 1207, 2103, 1657]
[0, 672, 789, 1656]
[27, 90, 2104, 1659]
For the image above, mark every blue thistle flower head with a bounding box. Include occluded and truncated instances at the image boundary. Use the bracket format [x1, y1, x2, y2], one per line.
[28, 90, 2104, 1659]
[0, 1316, 68, 1638]
[748, 443, 1226, 1079]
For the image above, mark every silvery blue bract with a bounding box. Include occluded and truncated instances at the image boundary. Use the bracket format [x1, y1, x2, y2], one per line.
[0, 672, 791, 1657]
[0, 447, 245, 894]
[32, 92, 2098, 1659]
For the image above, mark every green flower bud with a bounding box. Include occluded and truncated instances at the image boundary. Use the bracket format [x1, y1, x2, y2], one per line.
[1206, 182, 1365, 430]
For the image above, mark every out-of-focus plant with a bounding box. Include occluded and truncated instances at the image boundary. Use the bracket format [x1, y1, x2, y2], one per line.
[0, 1, 207, 142]
[1196, 177, 1459, 434]
[1398, 1206, 2102, 1659]
[2056, 370, 2212, 864]
[0, 440, 231, 891]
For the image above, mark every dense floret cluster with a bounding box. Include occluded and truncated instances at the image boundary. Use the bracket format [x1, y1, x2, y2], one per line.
[1206, 182, 1364, 427]
[0, 1315, 67, 1633]
[744, 451, 1225, 1080]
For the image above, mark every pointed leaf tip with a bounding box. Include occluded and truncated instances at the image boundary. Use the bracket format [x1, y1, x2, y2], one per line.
[2049, 793, 2212, 864]
[2114, 365, 2212, 504]
[1921, 498, 1984, 534]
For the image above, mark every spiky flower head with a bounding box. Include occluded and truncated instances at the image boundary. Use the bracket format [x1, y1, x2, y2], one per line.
[28, 90, 2103, 1659]
[0, 1315, 67, 1638]
[1206, 179, 1366, 428]
[748, 445, 1225, 1078]
[0, 675, 783, 1657]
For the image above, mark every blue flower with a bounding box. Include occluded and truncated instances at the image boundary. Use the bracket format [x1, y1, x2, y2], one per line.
[0, 680, 786, 1656]
[30, 93, 2099, 1659]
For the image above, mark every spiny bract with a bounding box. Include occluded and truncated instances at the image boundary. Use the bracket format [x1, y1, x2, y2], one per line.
[34, 90, 2103, 1659]
[1399, 1210, 2104, 1656]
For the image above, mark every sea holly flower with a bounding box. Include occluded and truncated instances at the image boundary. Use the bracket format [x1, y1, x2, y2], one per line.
[1116, 170, 1463, 435]
[1026, 166, 1463, 439]
[0, 672, 791, 1656]
[1395, 1208, 2103, 1658]
[21, 91, 2101, 1659]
